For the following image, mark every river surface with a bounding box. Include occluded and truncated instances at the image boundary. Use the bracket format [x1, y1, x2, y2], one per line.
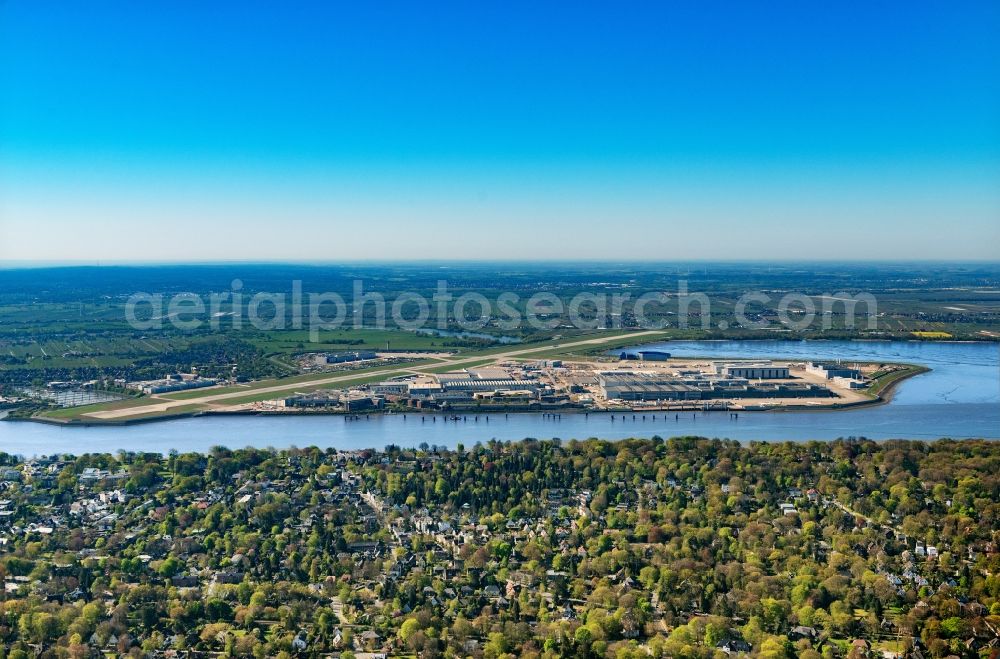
[0, 340, 996, 455]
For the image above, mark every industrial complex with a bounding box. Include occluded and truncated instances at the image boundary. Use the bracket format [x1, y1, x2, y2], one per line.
[272, 357, 876, 413]
[63, 331, 915, 424]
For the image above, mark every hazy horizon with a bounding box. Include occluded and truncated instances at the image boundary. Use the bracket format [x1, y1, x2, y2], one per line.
[2, 258, 1000, 272]
[2, 2, 999, 262]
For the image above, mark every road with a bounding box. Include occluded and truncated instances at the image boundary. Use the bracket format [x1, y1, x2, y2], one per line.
[824, 497, 909, 541]
[83, 330, 665, 420]
[331, 596, 348, 626]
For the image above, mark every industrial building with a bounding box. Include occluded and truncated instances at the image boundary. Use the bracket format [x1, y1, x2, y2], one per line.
[806, 362, 861, 379]
[473, 389, 536, 402]
[597, 371, 833, 402]
[528, 359, 563, 369]
[435, 376, 528, 394]
[130, 374, 218, 395]
[832, 376, 867, 390]
[406, 379, 445, 397]
[619, 350, 671, 361]
[714, 362, 790, 379]
[282, 390, 383, 411]
[598, 373, 701, 401]
[372, 381, 410, 397]
[325, 350, 378, 364]
[394, 368, 543, 407]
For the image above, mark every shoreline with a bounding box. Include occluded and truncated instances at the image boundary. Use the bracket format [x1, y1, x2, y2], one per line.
[12, 362, 928, 428]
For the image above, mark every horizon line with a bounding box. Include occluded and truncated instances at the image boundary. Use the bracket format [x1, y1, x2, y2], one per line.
[2, 258, 1000, 270]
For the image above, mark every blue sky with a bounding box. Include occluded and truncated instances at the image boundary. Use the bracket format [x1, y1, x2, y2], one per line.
[2, 1, 998, 261]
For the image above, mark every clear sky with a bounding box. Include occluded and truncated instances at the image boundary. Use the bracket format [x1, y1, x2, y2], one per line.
[1, 1, 998, 262]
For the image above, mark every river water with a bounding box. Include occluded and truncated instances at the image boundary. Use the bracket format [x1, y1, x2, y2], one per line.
[0, 341, 996, 455]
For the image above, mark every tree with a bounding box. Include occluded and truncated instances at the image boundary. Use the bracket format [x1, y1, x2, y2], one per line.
[158, 556, 182, 578]
[759, 636, 793, 659]
[574, 625, 593, 648]
[399, 618, 421, 644]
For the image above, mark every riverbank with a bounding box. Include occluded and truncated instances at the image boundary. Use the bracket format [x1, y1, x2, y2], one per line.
[14, 361, 928, 427]
[1, 339, 994, 454]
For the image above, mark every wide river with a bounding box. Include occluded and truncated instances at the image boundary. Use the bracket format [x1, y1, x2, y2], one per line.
[0, 340, 997, 455]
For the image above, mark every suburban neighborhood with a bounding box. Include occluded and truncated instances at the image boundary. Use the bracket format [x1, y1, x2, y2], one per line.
[0, 437, 996, 657]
